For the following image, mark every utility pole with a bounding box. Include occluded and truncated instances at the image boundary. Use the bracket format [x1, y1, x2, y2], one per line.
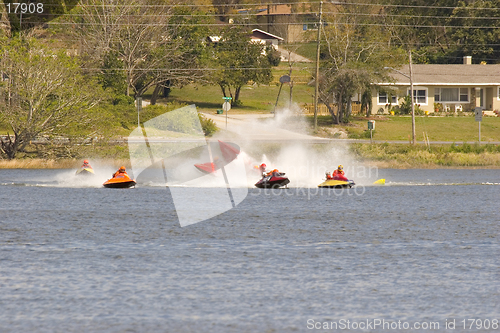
[313, 1, 323, 132]
[409, 49, 416, 145]
[137, 96, 142, 129]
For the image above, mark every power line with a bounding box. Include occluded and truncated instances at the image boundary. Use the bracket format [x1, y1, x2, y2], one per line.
[326, 0, 500, 11]
[40, 1, 500, 11]
[27, 11, 500, 21]
[69, 38, 500, 46]
[40, 21, 500, 30]
[75, 69, 500, 75]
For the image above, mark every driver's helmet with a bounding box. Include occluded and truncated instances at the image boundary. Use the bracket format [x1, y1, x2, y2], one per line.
[338, 165, 343, 170]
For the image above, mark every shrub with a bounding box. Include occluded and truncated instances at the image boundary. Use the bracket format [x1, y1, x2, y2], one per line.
[399, 95, 411, 114]
[414, 104, 425, 115]
[266, 46, 281, 67]
[434, 102, 443, 112]
[199, 114, 218, 136]
[113, 95, 135, 106]
[391, 105, 401, 115]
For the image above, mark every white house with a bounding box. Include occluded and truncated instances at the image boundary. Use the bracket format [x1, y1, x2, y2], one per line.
[375, 57, 500, 114]
[250, 29, 284, 51]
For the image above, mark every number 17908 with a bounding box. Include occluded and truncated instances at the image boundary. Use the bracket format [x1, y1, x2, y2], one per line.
[462, 319, 499, 330]
[6, 2, 44, 14]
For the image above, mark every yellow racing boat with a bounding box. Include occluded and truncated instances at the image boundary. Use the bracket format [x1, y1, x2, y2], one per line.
[75, 167, 95, 176]
[317, 178, 355, 188]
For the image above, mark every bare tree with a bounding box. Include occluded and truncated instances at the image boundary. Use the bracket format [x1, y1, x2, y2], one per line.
[318, 1, 404, 123]
[78, 0, 205, 98]
[0, 39, 100, 159]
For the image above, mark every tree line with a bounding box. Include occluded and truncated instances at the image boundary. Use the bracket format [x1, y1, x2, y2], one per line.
[1, 0, 499, 159]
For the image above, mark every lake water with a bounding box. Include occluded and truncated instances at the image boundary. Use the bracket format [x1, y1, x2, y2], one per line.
[0, 168, 499, 332]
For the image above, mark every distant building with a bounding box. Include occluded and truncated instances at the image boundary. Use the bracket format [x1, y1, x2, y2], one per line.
[253, 4, 317, 43]
[207, 29, 283, 55]
[250, 29, 283, 51]
[374, 57, 500, 114]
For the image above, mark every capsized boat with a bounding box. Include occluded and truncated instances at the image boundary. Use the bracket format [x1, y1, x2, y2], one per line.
[194, 140, 240, 174]
[194, 162, 217, 174]
[103, 174, 136, 188]
[255, 172, 290, 189]
[75, 167, 94, 176]
[317, 178, 355, 188]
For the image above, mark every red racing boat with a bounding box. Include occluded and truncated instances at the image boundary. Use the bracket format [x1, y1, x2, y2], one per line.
[255, 172, 290, 189]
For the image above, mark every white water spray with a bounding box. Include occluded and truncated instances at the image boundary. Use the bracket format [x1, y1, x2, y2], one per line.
[210, 104, 380, 187]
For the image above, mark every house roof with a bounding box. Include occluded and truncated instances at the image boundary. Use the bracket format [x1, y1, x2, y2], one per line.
[383, 64, 500, 86]
[251, 29, 284, 41]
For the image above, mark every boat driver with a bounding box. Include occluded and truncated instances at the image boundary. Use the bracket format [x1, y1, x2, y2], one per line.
[113, 166, 128, 178]
[81, 159, 92, 169]
[332, 165, 345, 178]
[259, 163, 267, 176]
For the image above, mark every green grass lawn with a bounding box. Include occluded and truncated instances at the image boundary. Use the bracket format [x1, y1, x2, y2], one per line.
[366, 116, 500, 142]
[153, 81, 315, 114]
[281, 42, 317, 61]
[311, 115, 500, 142]
[271, 62, 313, 85]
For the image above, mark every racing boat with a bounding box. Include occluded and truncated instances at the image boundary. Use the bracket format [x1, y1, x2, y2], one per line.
[103, 174, 136, 188]
[255, 172, 290, 189]
[318, 175, 355, 188]
[75, 167, 94, 176]
[194, 162, 217, 174]
[194, 140, 240, 174]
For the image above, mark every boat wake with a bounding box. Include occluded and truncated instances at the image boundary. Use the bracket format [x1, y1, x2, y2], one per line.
[384, 181, 500, 187]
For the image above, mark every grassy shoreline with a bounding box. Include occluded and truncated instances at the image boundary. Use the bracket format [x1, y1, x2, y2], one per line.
[0, 158, 131, 169]
[351, 143, 500, 168]
[1, 143, 500, 169]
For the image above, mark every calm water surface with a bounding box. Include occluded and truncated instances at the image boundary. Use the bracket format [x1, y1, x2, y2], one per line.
[0, 169, 499, 332]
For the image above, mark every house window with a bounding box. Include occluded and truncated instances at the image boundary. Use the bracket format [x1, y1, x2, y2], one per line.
[460, 88, 469, 102]
[435, 88, 469, 102]
[498, 87, 500, 100]
[408, 88, 427, 105]
[378, 92, 387, 104]
[378, 92, 397, 105]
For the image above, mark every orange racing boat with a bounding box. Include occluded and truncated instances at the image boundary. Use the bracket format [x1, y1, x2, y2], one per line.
[103, 174, 136, 188]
